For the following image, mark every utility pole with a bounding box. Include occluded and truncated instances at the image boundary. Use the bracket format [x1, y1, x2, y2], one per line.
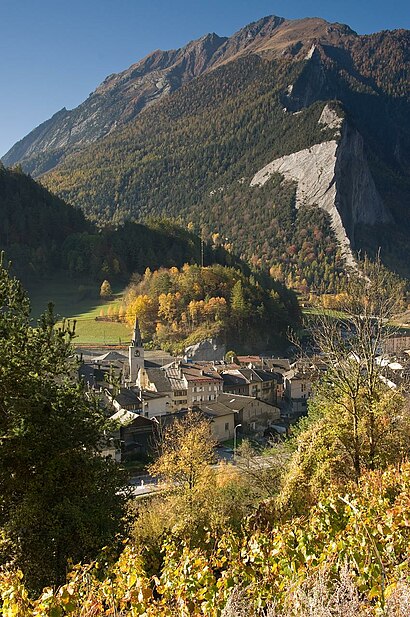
[233, 423, 242, 459]
[200, 230, 204, 268]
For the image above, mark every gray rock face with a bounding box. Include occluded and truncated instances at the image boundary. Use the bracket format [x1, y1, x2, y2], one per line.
[2, 33, 228, 175]
[335, 123, 392, 240]
[250, 107, 392, 268]
[184, 339, 226, 362]
[3, 18, 286, 176]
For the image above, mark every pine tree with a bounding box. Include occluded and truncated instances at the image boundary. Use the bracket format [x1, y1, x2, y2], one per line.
[0, 255, 127, 591]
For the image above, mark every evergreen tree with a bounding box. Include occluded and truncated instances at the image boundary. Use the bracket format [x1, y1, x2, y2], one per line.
[0, 255, 127, 591]
[230, 280, 249, 326]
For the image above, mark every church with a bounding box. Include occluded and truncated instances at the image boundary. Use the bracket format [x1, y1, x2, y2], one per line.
[126, 317, 145, 386]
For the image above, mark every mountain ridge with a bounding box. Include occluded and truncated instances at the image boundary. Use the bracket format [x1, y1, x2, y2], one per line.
[2, 15, 361, 176]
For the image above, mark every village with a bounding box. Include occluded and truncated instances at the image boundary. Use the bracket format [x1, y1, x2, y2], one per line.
[78, 318, 410, 469]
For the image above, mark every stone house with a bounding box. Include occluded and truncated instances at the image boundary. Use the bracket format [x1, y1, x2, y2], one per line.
[107, 409, 157, 462]
[105, 386, 170, 419]
[284, 365, 316, 414]
[221, 368, 282, 403]
[216, 392, 280, 433]
[140, 361, 223, 411]
[193, 401, 236, 441]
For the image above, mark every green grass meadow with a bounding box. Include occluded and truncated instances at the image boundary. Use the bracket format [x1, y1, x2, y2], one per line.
[26, 277, 132, 345]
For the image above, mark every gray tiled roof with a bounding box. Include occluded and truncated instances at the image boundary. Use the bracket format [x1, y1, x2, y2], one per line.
[114, 388, 141, 408]
[195, 401, 235, 417]
[145, 368, 172, 392]
[221, 371, 248, 386]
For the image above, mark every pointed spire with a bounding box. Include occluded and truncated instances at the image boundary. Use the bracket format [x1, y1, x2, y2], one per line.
[132, 317, 143, 347]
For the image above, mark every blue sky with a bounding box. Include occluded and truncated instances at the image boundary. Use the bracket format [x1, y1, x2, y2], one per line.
[1, 0, 409, 157]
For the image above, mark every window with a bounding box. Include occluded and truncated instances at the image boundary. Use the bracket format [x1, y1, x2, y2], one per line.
[301, 383, 306, 393]
[225, 423, 229, 431]
[174, 389, 187, 397]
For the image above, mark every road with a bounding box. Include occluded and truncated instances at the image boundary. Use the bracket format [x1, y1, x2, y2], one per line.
[128, 451, 277, 496]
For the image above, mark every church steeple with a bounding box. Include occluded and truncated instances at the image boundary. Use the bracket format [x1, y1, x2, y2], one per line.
[132, 317, 143, 347]
[128, 317, 144, 385]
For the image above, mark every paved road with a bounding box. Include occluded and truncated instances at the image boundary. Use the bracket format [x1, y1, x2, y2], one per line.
[128, 452, 277, 496]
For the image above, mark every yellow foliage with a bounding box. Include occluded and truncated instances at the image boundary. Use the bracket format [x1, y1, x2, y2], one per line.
[126, 294, 158, 336]
[320, 292, 351, 310]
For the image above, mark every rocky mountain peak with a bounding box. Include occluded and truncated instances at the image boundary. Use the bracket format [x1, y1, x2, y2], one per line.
[1, 14, 404, 180]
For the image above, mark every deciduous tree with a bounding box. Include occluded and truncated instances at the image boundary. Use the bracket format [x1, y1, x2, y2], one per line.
[99, 278, 112, 298]
[281, 257, 409, 511]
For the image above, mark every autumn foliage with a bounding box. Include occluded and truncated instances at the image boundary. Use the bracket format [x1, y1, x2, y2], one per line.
[2, 464, 410, 615]
[122, 263, 300, 352]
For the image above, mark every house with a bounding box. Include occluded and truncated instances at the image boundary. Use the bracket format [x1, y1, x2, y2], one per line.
[79, 354, 126, 390]
[108, 410, 157, 462]
[193, 400, 236, 441]
[216, 392, 280, 433]
[220, 370, 250, 396]
[139, 367, 173, 397]
[140, 361, 223, 411]
[109, 387, 142, 412]
[236, 356, 291, 374]
[284, 363, 317, 415]
[383, 336, 410, 354]
[140, 390, 171, 418]
[221, 368, 282, 403]
[267, 358, 291, 374]
[105, 386, 170, 419]
[155, 405, 234, 443]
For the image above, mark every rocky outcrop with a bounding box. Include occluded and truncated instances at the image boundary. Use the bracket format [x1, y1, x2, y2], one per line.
[184, 339, 226, 362]
[250, 107, 392, 268]
[2, 33, 228, 176]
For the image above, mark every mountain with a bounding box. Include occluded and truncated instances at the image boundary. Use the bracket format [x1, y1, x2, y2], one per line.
[0, 16, 357, 176]
[4, 16, 410, 284]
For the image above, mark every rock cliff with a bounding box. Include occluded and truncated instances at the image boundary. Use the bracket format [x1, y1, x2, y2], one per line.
[250, 105, 392, 268]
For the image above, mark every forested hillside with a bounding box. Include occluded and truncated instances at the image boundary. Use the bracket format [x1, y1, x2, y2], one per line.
[0, 163, 87, 279]
[44, 57, 347, 289]
[123, 263, 301, 352]
[0, 165, 241, 284]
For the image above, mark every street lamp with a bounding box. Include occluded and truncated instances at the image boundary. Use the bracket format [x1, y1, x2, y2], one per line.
[233, 424, 242, 459]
